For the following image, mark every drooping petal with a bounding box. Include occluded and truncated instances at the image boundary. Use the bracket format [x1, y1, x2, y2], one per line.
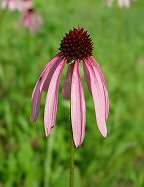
[29, 13, 43, 33]
[90, 57, 110, 122]
[62, 64, 74, 99]
[44, 59, 66, 136]
[30, 54, 61, 121]
[30, 81, 42, 122]
[83, 62, 92, 93]
[71, 60, 86, 147]
[42, 56, 63, 92]
[84, 59, 107, 137]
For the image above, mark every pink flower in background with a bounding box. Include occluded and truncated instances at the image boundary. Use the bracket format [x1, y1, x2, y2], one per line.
[1, 0, 18, 11]
[17, 0, 34, 12]
[19, 8, 43, 33]
[30, 27, 110, 147]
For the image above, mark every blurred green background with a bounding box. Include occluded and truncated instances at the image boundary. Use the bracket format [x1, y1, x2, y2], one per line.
[0, 0, 144, 186]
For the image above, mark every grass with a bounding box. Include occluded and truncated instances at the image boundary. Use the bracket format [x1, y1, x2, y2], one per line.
[0, 0, 144, 186]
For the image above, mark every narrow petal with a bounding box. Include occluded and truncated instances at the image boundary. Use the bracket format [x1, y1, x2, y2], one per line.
[62, 64, 74, 99]
[30, 80, 42, 121]
[90, 57, 110, 122]
[44, 59, 66, 136]
[30, 54, 61, 121]
[83, 62, 92, 93]
[84, 59, 107, 137]
[71, 60, 86, 147]
[42, 55, 62, 92]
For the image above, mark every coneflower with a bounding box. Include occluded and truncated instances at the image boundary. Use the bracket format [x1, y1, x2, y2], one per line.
[17, 0, 34, 12]
[18, 8, 43, 33]
[30, 26, 110, 147]
[1, 0, 18, 11]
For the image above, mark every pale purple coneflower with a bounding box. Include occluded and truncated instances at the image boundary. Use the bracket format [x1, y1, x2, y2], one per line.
[18, 8, 43, 33]
[1, 0, 18, 11]
[30, 27, 110, 148]
[17, 0, 34, 12]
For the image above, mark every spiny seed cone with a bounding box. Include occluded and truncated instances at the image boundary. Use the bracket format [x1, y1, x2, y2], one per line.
[28, 8, 34, 12]
[59, 27, 94, 61]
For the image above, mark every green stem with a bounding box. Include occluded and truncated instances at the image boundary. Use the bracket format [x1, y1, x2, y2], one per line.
[118, 8, 126, 88]
[26, 29, 30, 57]
[0, 8, 7, 26]
[70, 124, 74, 187]
[44, 135, 54, 187]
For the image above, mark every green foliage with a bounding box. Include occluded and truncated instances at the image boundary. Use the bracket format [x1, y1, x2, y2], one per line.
[0, 0, 144, 186]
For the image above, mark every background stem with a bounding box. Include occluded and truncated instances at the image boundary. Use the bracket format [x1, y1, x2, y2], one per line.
[0, 8, 7, 26]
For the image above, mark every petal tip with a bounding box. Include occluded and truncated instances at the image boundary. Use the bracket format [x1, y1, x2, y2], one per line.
[74, 139, 83, 148]
[45, 128, 50, 137]
[45, 126, 55, 137]
[75, 143, 80, 148]
[75, 145, 79, 148]
[30, 116, 34, 122]
[101, 128, 108, 138]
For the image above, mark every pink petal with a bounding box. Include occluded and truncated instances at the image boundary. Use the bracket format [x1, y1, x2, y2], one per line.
[30, 80, 42, 122]
[44, 59, 66, 136]
[83, 62, 92, 93]
[90, 57, 110, 122]
[9, 1, 16, 11]
[71, 60, 86, 147]
[84, 59, 107, 137]
[1, 1, 7, 9]
[62, 64, 74, 99]
[42, 56, 62, 92]
[30, 54, 61, 121]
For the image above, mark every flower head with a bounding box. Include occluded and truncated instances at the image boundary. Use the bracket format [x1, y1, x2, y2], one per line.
[17, 0, 34, 12]
[18, 8, 44, 33]
[1, 0, 18, 11]
[59, 27, 94, 61]
[30, 27, 110, 147]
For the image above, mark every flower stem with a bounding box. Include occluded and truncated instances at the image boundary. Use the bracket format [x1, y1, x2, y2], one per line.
[26, 29, 30, 57]
[44, 135, 54, 187]
[70, 124, 74, 187]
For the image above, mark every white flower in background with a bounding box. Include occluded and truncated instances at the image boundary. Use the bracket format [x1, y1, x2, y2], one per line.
[105, 0, 137, 8]
[106, 0, 114, 7]
[118, 0, 130, 8]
